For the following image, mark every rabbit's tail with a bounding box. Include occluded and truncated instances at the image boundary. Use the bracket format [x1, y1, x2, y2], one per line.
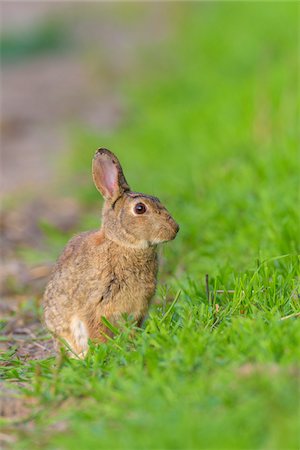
[69, 315, 89, 355]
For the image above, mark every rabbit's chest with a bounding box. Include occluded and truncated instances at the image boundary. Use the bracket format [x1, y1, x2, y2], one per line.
[93, 248, 158, 318]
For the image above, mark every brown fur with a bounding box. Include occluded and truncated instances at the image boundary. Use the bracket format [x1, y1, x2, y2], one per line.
[43, 148, 179, 356]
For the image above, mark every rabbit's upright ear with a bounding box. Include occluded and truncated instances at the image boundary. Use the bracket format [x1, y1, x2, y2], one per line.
[92, 148, 130, 202]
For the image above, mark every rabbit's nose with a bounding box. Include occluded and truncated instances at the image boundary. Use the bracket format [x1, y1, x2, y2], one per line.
[167, 216, 179, 233]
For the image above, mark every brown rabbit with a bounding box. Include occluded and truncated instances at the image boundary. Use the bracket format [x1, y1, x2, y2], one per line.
[43, 148, 179, 357]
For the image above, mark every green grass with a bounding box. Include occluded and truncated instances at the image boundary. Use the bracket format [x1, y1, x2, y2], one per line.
[2, 3, 300, 449]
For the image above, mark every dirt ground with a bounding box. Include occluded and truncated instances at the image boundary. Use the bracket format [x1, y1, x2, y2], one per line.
[1, 2, 169, 195]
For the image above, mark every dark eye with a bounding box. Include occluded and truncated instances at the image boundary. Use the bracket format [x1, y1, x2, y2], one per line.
[134, 202, 147, 215]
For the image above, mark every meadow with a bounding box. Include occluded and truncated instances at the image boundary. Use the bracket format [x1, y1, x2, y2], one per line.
[1, 3, 299, 449]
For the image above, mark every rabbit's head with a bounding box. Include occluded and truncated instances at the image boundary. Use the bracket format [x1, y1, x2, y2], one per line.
[93, 148, 179, 249]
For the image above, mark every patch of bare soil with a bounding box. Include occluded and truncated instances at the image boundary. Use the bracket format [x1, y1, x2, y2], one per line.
[0, 2, 170, 196]
[1, 311, 55, 360]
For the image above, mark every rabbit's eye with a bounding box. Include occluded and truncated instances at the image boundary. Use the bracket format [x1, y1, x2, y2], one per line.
[134, 202, 147, 215]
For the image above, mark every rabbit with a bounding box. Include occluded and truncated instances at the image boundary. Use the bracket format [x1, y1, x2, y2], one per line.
[43, 148, 179, 357]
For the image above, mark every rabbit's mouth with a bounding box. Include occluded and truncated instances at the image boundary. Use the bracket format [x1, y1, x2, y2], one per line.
[152, 222, 179, 245]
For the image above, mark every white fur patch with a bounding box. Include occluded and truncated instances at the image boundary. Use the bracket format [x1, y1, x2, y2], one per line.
[71, 316, 88, 352]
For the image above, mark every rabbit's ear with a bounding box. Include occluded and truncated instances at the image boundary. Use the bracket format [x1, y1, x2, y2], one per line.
[92, 148, 130, 201]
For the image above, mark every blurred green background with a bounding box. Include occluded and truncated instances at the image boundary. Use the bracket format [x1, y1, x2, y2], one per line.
[1, 2, 299, 449]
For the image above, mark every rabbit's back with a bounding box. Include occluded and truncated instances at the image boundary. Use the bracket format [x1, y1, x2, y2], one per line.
[43, 231, 105, 336]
